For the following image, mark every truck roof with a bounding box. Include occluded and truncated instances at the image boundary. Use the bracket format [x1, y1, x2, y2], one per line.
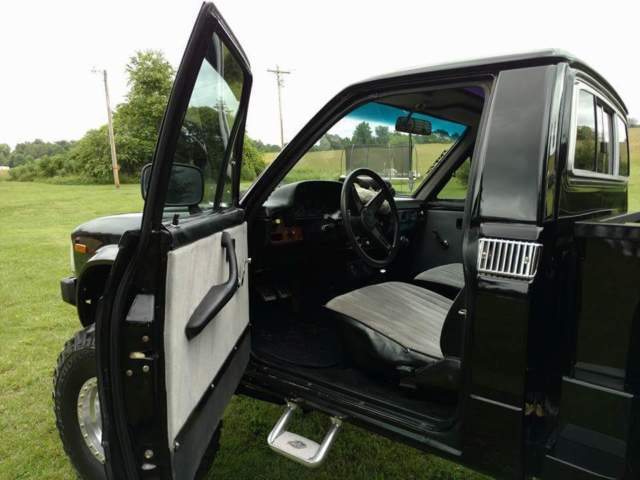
[364, 49, 627, 114]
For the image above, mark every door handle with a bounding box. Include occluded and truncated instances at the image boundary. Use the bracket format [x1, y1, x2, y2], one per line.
[432, 230, 449, 249]
[185, 231, 239, 340]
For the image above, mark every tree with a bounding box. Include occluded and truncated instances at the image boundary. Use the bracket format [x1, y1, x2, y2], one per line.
[241, 136, 266, 181]
[7, 139, 74, 168]
[352, 122, 373, 145]
[67, 126, 114, 182]
[115, 50, 176, 176]
[252, 139, 280, 153]
[374, 125, 390, 145]
[0, 144, 10, 166]
[318, 133, 350, 151]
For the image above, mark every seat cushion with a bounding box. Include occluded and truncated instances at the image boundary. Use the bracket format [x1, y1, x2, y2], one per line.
[325, 282, 452, 362]
[414, 263, 464, 290]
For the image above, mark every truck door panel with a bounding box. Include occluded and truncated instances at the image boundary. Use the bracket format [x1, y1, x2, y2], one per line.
[409, 206, 464, 278]
[164, 222, 249, 453]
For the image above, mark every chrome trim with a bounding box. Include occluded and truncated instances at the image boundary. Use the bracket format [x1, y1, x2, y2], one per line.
[477, 238, 542, 281]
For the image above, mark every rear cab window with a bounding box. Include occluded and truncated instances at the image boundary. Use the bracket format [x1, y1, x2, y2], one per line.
[571, 82, 629, 179]
[616, 115, 630, 176]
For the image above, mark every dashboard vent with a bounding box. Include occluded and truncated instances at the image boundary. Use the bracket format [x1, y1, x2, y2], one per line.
[477, 238, 542, 281]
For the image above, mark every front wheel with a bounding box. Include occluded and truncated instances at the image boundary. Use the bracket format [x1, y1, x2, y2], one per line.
[53, 325, 106, 479]
[53, 324, 223, 479]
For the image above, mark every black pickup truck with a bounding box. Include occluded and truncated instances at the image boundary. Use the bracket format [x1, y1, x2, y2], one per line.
[53, 4, 638, 480]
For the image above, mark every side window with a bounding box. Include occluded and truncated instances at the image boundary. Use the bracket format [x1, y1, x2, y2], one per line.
[574, 90, 597, 171]
[572, 86, 626, 178]
[616, 116, 630, 176]
[169, 32, 245, 211]
[436, 156, 471, 200]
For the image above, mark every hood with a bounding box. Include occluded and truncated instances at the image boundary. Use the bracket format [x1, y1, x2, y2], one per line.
[72, 213, 143, 239]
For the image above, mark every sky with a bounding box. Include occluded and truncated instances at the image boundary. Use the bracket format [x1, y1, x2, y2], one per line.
[0, 0, 638, 149]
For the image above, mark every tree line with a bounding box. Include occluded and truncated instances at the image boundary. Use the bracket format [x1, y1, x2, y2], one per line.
[3, 50, 271, 183]
[314, 122, 459, 152]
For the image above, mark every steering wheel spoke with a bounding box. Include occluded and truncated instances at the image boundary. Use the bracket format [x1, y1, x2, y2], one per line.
[350, 183, 364, 213]
[365, 190, 385, 213]
[369, 223, 391, 251]
[346, 212, 362, 231]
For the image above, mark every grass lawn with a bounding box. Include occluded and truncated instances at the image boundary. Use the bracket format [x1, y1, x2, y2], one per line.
[1, 129, 638, 479]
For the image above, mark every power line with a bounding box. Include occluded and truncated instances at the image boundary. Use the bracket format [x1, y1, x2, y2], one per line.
[267, 65, 291, 148]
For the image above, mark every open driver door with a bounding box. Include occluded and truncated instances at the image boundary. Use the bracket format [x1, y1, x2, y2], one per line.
[96, 3, 253, 478]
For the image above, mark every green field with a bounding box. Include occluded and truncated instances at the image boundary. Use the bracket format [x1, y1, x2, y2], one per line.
[0, 129, 638, 478]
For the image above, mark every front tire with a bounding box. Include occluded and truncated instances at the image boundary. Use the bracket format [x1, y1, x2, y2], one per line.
[53, 325, 223, 479]
[53, 325, 106, 480]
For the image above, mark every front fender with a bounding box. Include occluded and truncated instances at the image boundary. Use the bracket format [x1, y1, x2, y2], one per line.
[80, 244, 119, 274]
[76, 244, 119, 326]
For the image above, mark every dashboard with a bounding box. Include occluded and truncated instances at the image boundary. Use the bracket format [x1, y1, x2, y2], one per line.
[256, 180, 420, 248]
[262, 181, 342, 219]
[259, 181, 344, 245]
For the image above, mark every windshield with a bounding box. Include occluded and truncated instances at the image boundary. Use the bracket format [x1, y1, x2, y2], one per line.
[281, 100, 468, 195]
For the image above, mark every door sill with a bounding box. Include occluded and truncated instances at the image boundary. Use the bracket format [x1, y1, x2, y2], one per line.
[241, 355, 462, 458]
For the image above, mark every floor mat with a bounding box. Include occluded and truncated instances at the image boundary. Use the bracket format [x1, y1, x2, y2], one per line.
[253, 316, 344, 368]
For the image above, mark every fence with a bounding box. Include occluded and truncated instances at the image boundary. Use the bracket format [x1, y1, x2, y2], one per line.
[344, 144, 419, 189]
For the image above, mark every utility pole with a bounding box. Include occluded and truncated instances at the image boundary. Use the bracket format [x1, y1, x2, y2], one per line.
[92, 68, 120, 188]
[267, 65, 291, 148]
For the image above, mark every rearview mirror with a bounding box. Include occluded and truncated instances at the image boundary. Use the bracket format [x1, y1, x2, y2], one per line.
[395, 116, 432, 136]
[141, 163, 204, 207]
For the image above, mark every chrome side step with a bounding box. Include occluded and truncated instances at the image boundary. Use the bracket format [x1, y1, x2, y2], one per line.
[267, 402, 342, 468]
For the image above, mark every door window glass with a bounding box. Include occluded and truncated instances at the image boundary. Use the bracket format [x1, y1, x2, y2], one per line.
[574, 90, 597, 171]
[169, 33, 245, 212]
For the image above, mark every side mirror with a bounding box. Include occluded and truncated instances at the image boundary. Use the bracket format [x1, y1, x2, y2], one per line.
[141, 163, 204, 207]
[395, 116, 432, 136]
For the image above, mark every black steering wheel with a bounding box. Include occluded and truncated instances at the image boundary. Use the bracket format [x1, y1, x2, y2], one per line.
[340, 168, 400, 268]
